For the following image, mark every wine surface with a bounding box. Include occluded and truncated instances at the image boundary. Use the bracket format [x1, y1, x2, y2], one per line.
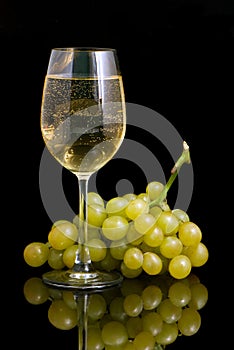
[41, 76, 126, 175]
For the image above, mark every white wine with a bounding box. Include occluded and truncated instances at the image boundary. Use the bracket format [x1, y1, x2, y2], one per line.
[41, 76, 126, 175]
[40, 48, 126, 290]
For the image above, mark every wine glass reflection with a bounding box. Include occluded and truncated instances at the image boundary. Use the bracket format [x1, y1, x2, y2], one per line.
[23, 272, 208, 349]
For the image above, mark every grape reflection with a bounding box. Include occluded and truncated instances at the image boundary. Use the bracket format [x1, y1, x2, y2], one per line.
[23, 272, 208, 349]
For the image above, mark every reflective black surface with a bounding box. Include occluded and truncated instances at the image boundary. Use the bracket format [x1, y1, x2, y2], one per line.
[6, 0, 233, 348]
[19, 266, 209, 349]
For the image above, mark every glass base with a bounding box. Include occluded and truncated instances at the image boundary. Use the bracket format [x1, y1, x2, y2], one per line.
[42, 269, 123, 290]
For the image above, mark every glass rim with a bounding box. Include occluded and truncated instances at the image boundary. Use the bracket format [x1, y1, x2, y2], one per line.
[51, 47, 117, 53]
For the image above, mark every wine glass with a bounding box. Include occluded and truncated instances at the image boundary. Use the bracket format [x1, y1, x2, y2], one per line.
[40, 47, 126, 289]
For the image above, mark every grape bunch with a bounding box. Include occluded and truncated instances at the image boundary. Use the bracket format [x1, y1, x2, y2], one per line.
[23, 272, 208, 348]
[23, 180, 209, 280]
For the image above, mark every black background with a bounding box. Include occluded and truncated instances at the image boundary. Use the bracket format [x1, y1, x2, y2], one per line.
[2, 0, 233, 348]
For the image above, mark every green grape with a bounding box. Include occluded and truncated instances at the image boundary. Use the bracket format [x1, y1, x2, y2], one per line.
[123, 247, 143, 270]
[142, 252, 162, 275]
[146, 181, 164, 201]
[87, 238, 107, 262]
[109, 296, 128, 323]
[101, 321, 128, 347]
[158, 254, 170, 275]
[156, 211, 179, 236]
[48, 287, 63, 300]
[142, 312, 163, 336]
[185, 272, 201, 285]
[178, 221, 202, 246]
[125, 198, 149, 221]
[87, 226, 101, 240]
[126, 223, 144, 246]
[159, 236, 183, 259]
[168, 281, 192, 307]
[62, 290, 77, 310]
[100, 313, 113, 328]
[168, 255, 192, 279]
[88, 293, 107, 321]
[134, 213, 157, 235]
[123, 193, 137, 201]
[123, 339, 135, 350]
[106, 196, 129, 217]
[52, 219, 71, 229]
[141, 284, 163, 310]
[140, 241, 155, 253]
[102, 216, 129, 241]
[87, 325, 105, 350]
[99, 249, 121, 271]
[72, 214, 79, 228]
[154, 322, 178, 345]
[133, 330, 155, 350]
[137, 193, 149, 202]
[24, 174, 210, 308]
[110, 239, 129, 260]
[88, 204, 107, 227]
[120, 262, 143, 278]
[172, 208, 190, 223]
[123, 293, 143, 317]
[48, 299, 77, 330]
[143, 225, 164, 247]
[183, 242, 209, 267]
[23, 242, 49, 267]
[48, 221, 78, 250]
[88, 192, 105, 207]
[123, 341, 135, 350]
[149, 206, 162, 221]
[62, 244, 78, 268]
[105, 344, 129, 349]
[157, 298, 182, 324]
[188, 282, 208, 310]
[23, 277, 49, 305]
[154, 275, 174, 299]
[160, 202, 171, 211]
[126, 316, 142, 338]
[101, 285, 121, 305]
[48, 247, 65, 269]
[177, 307, 201, 336]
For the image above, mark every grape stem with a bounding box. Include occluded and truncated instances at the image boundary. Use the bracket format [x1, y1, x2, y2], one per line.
[149, 141, 191, 209]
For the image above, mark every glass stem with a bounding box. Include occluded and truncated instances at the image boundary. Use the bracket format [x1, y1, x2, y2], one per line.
[76, 293, 89, 350]
[73, 175, 95, 273]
